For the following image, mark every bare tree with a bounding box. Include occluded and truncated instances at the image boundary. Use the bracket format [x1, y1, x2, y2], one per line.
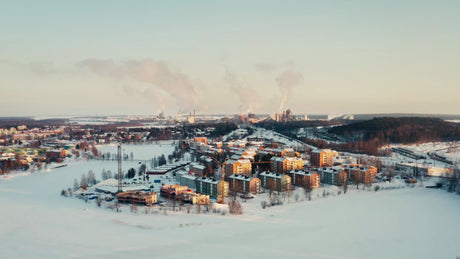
[229, 200, 243, 215]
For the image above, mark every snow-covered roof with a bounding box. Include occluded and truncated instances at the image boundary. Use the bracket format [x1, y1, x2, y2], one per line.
[318, 166, 345, 174]
[260, 171, 287, 179]
[182, 174, 198, 180]
[289, 170, 317, 176]
[191, 164, 206, 170]
[236, 159, 251, 164]
[197, 177, 221, 184]
[229, 174, 257, 182]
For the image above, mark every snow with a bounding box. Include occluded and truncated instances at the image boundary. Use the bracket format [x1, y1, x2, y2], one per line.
[1, 143, 460, 258]
[96, 141, 177, 161]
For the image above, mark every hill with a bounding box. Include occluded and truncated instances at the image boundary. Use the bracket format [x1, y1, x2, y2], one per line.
[329, 117, 460, 144]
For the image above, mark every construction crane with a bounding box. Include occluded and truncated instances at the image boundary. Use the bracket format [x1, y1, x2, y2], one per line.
[117, 143, 123, 193]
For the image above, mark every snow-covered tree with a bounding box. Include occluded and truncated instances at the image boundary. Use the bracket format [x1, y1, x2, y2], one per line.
[80, 174, 88, 189]
[87, 170, 97, 186]
[73, 179, 79, 191]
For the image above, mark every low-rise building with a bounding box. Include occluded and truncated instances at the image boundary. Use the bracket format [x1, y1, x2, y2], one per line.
[45, 149, 68, 162]
[180, 174, 198, 189]
[116, 191, 158, 206]
[180, 192, 210, 205]
[317, 166, 348, 186]
[287, 170, 321, 189]
[224, 159, 252, 177]
[160, 184, 193, 198]
[190, 162, 206, 176]
[228, 174, 261, 194]
[270, 156, 303, 174]
[343, 164, 377, 184]
[259, 171, 292, 192]
[195, 177, 229, 198]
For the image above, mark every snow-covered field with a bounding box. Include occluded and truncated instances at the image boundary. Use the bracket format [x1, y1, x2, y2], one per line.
[1, 143, 460, 258]
[390, 141, 460, 165]
[96, 141, 178, 161]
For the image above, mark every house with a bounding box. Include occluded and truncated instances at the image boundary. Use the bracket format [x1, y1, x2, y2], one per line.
[317, 166, 348, 186]
[228, 174, 261, 194]
[259, 171, 292, 192]
[310, 149, 334, 168]
[287, 170, 321, 189]
[195, 177, 229, 198]
[45, 149, 68, 162]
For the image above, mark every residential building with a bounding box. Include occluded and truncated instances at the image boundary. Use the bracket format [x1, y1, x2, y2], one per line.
[195, 177, 229, 198]
[310, 149, 334, 168]
[228, 174, 261, 194]
[180, 174, 198, 189]
[317, 166, 348, 186]
[270, 156, 303, 174]
[224, 159, 252, 177]
[287, 170, 321, 189]
[190, 162, 206, 176]
[259, 171, 292, 192]
[343, 164, 377, 184]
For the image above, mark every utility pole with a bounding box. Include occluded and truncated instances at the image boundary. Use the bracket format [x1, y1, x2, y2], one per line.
[118, 143, 123, 193]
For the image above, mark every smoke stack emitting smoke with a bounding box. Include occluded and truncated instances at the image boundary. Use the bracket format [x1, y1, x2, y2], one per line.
[276, 69, 304, 111]
[78, 58, 303, 114]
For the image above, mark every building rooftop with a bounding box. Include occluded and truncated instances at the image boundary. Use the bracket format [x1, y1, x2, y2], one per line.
[260, 171, 287, 179]
[229, 174, 256, 182]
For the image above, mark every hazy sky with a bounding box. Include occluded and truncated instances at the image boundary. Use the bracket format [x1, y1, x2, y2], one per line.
[1, 1, 459, 117]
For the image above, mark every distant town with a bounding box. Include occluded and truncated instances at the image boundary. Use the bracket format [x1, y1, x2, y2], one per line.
[1, 111, 459, 216]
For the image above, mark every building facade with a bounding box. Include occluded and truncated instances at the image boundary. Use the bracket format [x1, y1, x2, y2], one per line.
[310, 149, 334, 168]
[195, 177, 229, 198]
[259, 171, 292, 192]
[287, 170, 321, 189]
[317, 166, 348, 186]
[228, 174, 261, 194]
[343, 164, 377, 184]
[224, 159, 252, 177]
[270, 156, 303, 174]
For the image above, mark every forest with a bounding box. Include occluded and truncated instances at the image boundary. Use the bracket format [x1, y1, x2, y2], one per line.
[329, 117, 460, 143]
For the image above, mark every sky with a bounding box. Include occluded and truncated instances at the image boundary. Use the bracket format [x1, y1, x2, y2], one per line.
[1, 0, 459, 117]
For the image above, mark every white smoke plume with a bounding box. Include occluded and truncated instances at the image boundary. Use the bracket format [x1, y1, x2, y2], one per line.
[276, 69, 303, 111]
[223, 66, 261, 114]
[77, 59, 199, 112]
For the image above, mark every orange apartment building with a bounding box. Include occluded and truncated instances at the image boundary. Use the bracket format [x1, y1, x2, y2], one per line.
[270, 156, 303, 174]
[224, 159, 252, 177]
[310, 149, 334, 168]
[343, 164, 378, 184]
[287, 170, 321, 189]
